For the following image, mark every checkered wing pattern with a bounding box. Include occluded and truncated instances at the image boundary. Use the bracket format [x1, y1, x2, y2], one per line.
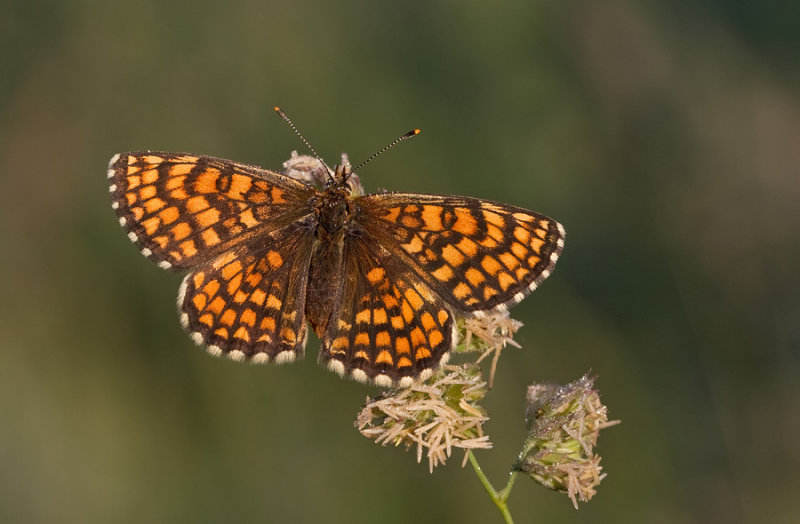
[108, 152, 315, 270]
[358, 193, 565, 314]
[109, 150, 566, 386]
[321, 236, 455, 387]
[177, 222, 315, 363]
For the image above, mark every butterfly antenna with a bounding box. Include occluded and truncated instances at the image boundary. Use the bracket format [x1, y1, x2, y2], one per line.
[274, 106, 334, 181]
[352, 128, 421, 174]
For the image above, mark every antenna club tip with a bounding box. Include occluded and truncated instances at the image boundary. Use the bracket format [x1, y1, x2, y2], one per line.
[273, 106, 282, 113]
[413, 128, 421, 135]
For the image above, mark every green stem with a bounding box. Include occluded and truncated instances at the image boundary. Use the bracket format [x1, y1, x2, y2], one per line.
[497, 470, 519, 502]
[468, 451, 517, 524]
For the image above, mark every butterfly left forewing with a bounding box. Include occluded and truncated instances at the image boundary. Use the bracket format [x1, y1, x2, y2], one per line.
[108, 152, 316, 270]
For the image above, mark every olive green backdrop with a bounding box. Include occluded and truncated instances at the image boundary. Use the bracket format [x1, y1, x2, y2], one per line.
[2, 1, 798, 522]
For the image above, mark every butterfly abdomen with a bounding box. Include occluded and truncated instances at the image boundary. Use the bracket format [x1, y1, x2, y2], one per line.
[303, 187, 356, 337]
[305, 237, 345, 337]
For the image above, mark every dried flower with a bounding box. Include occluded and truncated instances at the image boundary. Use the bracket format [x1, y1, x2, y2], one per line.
[518, 373, 619, 508]
[282, 151, 364, 194]
[457, 310, 523, 386]
[282, 150, 327, 185]
[356, 364, 492, 472]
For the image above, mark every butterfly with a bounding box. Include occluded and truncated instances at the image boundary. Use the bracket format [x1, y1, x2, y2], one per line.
[108, 124, 564, 388]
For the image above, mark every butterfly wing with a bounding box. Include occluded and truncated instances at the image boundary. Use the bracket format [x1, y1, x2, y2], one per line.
[177, 221, 316, 362]
[109, 152, 319, 362]
[108, 152, 316, 270]
[320, 234, 455, 387]
[356, 193, 565, 314]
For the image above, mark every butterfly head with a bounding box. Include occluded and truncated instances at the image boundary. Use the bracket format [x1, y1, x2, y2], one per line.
[327, 161, 363, 196]
[274, 106, 416, 197]
[332, 162, 351, 184]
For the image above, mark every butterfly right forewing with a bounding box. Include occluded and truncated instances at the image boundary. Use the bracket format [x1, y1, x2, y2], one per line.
[357, 193, 565, 315]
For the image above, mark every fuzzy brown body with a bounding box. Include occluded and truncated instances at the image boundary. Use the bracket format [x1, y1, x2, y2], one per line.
[304, 186, 357, 337]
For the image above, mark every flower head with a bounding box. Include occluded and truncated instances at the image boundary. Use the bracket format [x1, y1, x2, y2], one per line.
[356, 364, 492, 472]
[282, 151, 364, 194]
[457, 310, 523, 386]
[518, 373, 619, 508]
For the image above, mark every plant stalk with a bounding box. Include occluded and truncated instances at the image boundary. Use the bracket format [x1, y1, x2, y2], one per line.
[468, 451, 519, 524]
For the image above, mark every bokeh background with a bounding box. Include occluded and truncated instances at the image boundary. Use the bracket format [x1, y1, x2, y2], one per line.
[2, 1, 799, 522]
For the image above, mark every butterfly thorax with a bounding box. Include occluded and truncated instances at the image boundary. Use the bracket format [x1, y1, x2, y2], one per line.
[313, 186, 352, 238]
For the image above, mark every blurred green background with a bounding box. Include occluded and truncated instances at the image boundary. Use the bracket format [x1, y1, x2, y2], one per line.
[2, 1, 799, 522]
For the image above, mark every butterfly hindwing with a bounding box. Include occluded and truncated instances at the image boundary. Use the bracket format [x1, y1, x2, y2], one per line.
[177, 222, 315, 363]
[320, 235, 455, 387]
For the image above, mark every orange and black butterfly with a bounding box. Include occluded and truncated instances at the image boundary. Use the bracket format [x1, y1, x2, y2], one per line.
[108, 116, 564, 387]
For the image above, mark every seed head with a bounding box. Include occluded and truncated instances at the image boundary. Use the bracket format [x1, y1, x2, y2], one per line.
[356, 364, 492, 472]
[518, 373, 619, 508]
